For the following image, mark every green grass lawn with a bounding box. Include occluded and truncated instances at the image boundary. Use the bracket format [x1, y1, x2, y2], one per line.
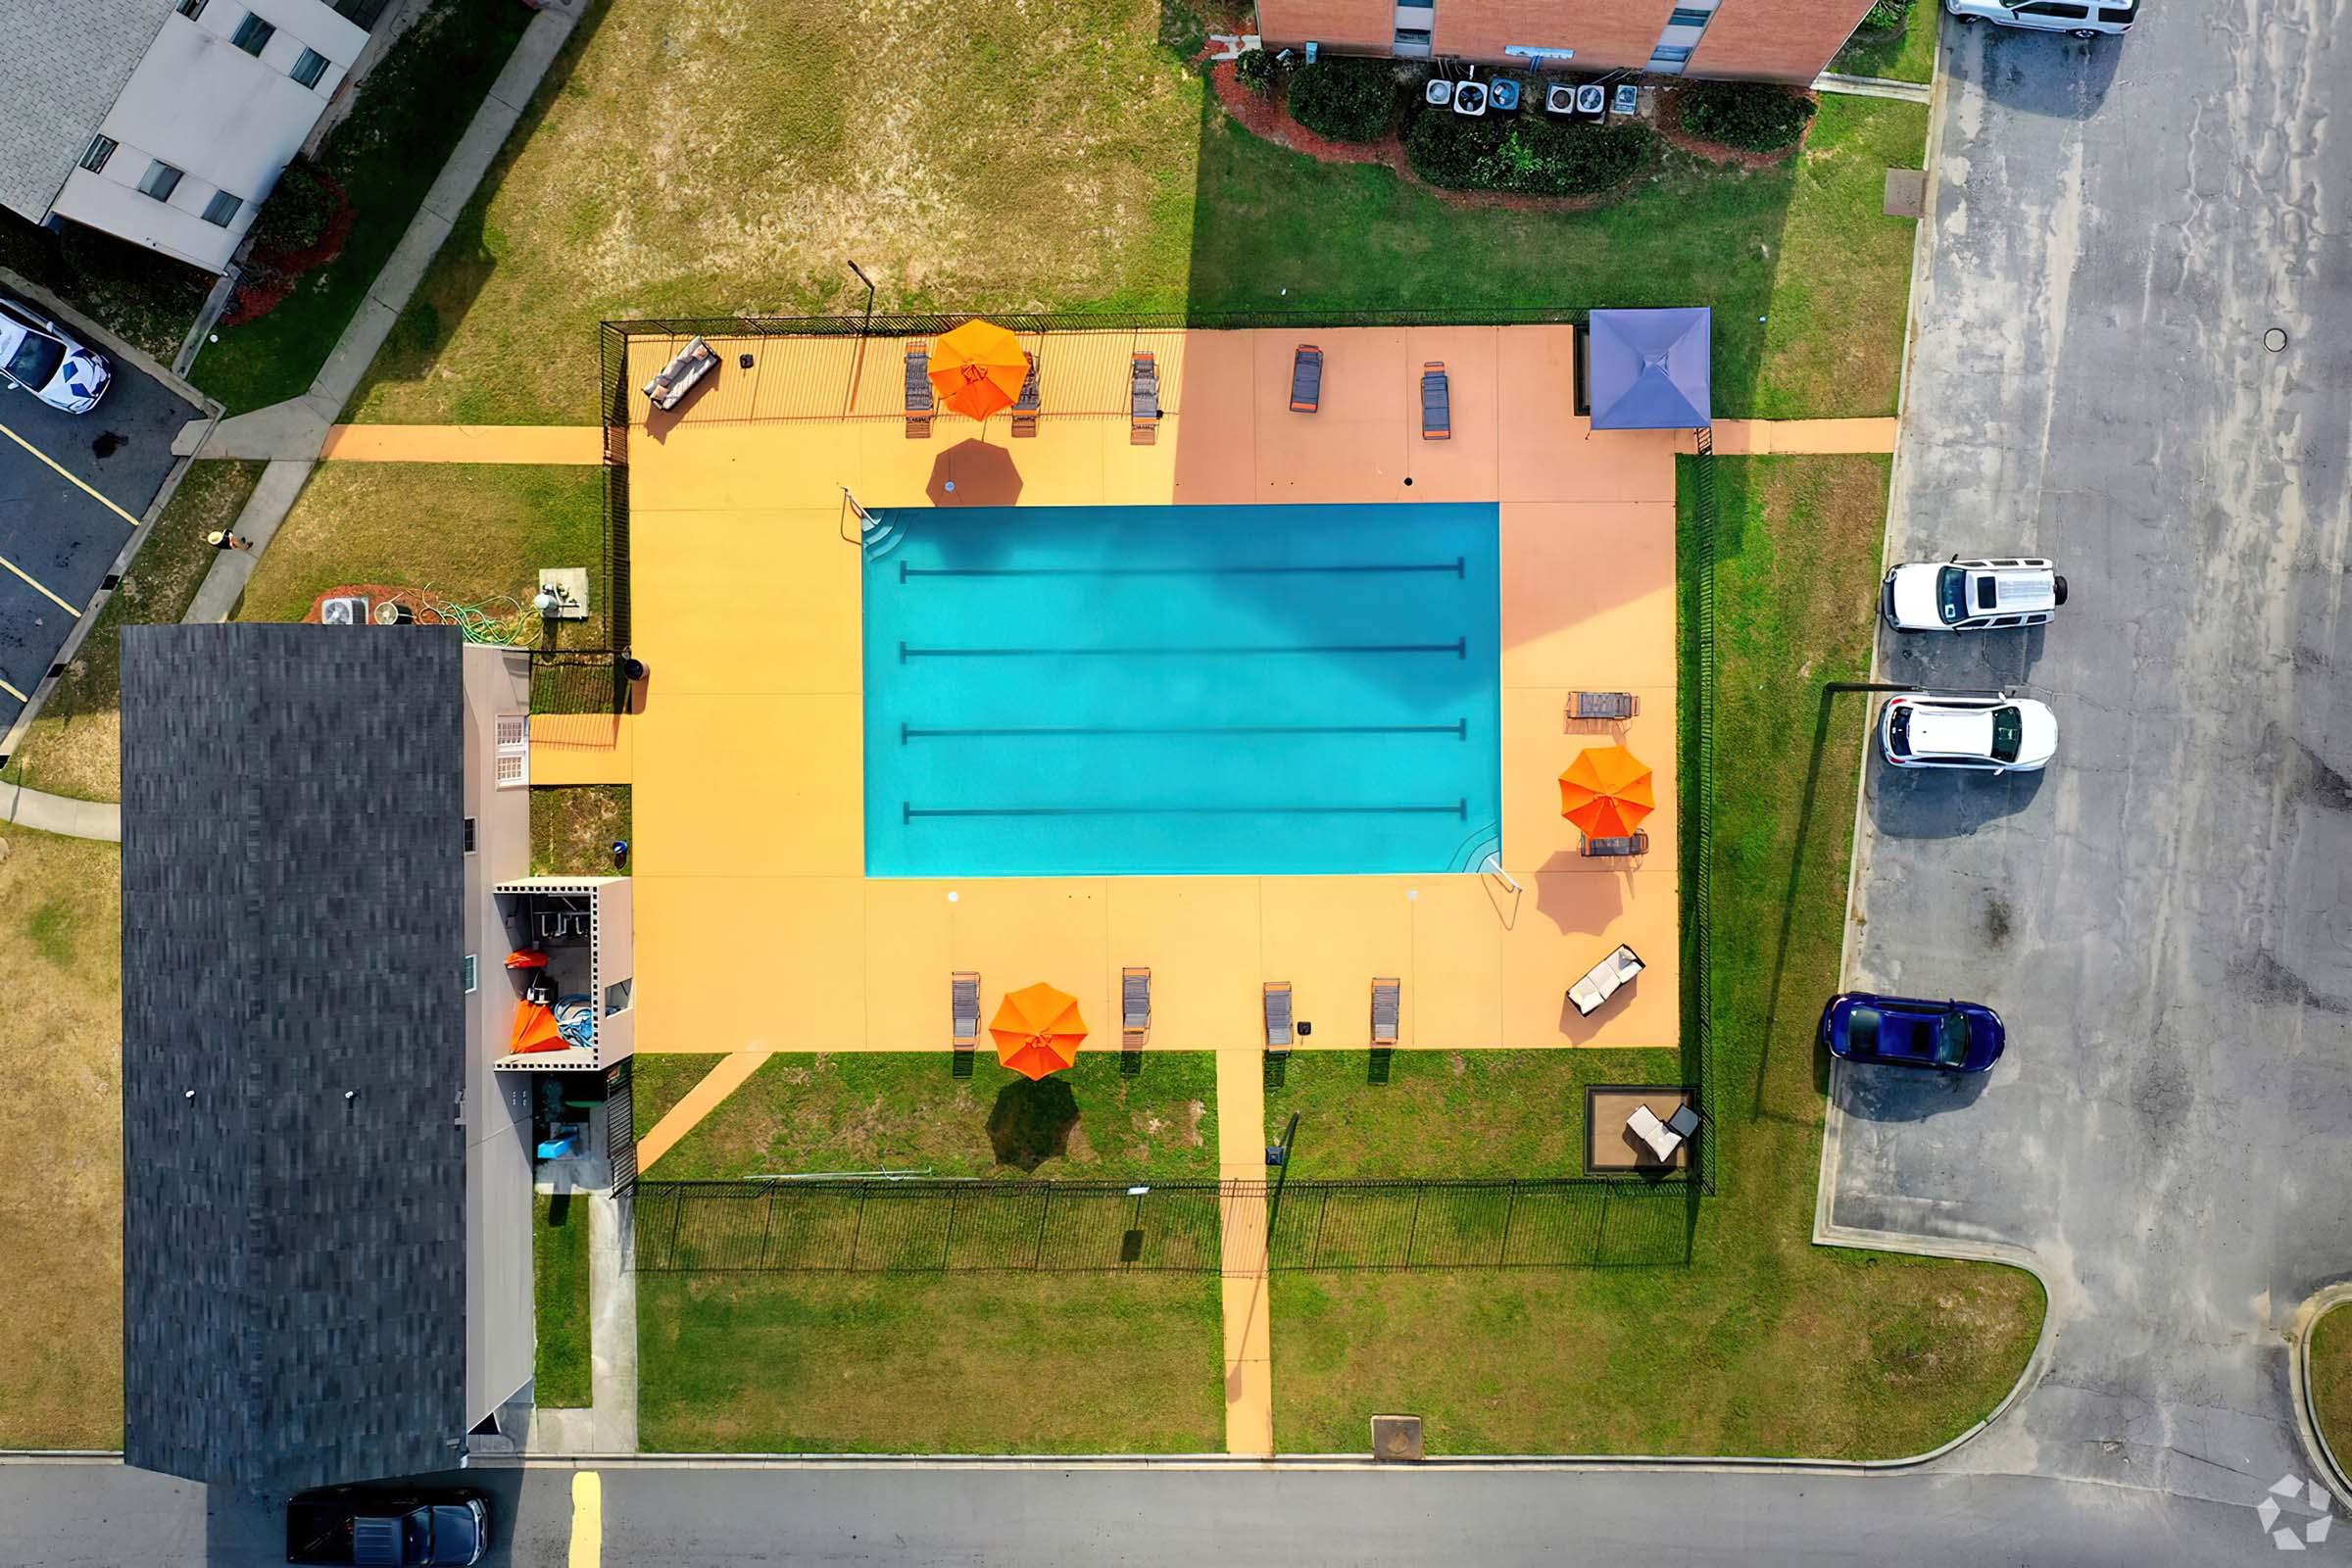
[530, 784, 630, 875]
[0, 825, 124, 1447]
[642, 1052, 1218, 1183]
[1263, 457, 2043, 1459]
[190, 0, 531, 415]
[639, 1270, 1226, 1453]
[533, 1193, 593, 1409]
[230, 463, 605, 638]
[349, 0, 1925, 425]
[2314, 1304, 2352, 1468]
[1833, 6, 1943, 84]
[2, 461, 265, 803]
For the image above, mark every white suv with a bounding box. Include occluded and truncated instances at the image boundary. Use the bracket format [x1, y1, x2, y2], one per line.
[1883, 556, 2066, 632]
[1880, 692, 2059, 773]
[0, 296, 111, 414]
[1946, 0, 2138, 37]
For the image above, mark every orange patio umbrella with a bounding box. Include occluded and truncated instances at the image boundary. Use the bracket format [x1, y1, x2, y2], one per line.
[1558, 744, 1655, 840]
[929, 318, 1030, 421]
[989, 981, 1088, 1080]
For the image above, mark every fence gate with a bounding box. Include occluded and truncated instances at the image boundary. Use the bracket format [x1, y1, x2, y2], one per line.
[604, 1058, 636, 1195]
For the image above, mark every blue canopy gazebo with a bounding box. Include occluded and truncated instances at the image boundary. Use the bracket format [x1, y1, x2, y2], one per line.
[1588, 308, 1712, 430]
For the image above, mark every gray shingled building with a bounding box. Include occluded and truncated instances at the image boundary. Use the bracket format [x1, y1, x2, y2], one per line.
[120, 623, 546, 1494]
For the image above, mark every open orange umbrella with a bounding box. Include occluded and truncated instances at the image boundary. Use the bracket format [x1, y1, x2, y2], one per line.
[929, 318, 1030, 421]
[1558, 744, 1655, 839]
[989, 981, 1088, 1080]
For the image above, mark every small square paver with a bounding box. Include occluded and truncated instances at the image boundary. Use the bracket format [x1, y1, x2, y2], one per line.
[1885, 168, 1930, 219]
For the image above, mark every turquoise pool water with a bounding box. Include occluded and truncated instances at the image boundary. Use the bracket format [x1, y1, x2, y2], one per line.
[861, 503, 1501, 878]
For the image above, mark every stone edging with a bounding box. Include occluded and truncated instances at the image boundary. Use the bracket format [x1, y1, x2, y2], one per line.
[2290, 1287, 2352, 1502]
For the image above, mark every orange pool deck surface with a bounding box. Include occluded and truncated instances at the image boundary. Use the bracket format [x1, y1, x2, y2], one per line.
[541, 326, 1685, 1058]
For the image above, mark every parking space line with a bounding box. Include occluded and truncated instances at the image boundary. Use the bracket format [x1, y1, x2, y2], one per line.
[568, 1471, 602, 1568]
[0, 550, 81, 614]
[0, 416, 140, 528]
[0, 674, 25, 704]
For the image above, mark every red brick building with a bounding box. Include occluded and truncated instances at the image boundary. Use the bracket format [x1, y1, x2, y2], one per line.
[1256, 0, 1879, 84]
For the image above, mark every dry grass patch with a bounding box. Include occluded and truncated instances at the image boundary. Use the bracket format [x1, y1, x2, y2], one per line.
[0, 825, 123, 1447]
[2314, 1304, 2352, 1472]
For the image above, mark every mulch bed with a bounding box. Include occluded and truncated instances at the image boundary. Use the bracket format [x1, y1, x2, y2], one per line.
[303, 584, 450, 624]
[220, 169, 358, 327]
[1206, 59, 1645, 214]
[1650, 84, 1809, 169]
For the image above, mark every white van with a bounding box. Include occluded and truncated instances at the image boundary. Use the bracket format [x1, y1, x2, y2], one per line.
[1946, 0, 2138, 37]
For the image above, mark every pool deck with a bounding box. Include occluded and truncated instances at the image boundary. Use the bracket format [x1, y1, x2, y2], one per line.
[540, 324, 1683, 1060]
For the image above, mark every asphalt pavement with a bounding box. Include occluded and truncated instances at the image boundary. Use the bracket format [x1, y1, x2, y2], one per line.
[1827, 0, 2352, 1517]
[0, 339, 198, 724]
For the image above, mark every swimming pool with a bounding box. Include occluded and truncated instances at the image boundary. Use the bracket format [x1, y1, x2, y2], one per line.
[861, 503, 1501, 878]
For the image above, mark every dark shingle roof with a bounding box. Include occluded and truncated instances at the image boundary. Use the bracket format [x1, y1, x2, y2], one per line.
[121, 624, 467, 1494]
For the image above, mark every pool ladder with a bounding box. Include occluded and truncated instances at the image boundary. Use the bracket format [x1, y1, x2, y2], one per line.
[843, 487, 909, 561]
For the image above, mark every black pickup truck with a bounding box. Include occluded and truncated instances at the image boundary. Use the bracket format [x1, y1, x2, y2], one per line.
[286, 1488, 489, 1566]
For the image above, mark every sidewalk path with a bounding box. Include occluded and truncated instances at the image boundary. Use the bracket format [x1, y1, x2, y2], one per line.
[320, 423, 605, 465]
[178, 1, 584, 622]
[635, 1051, 771, 1172]
[1689, 417, 1900, 456]
[0, 780, 120, 842]
[528, 1186, 638, 1455]
[1214, 1045, 1275, 1457]
[1813, 72, 1935, 105]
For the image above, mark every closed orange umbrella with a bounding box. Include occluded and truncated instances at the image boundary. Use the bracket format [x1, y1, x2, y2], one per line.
[989, 982, 1088, 1080]
[1558, 744, 1655, 840]
[929, 319, 1030, 421]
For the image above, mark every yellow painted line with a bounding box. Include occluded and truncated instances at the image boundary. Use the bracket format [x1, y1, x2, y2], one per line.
[0, 674, 26, 704]
[568, 1471, 602, 1568]
[0, 416, 140, 527]
[0, 550, 79, 614]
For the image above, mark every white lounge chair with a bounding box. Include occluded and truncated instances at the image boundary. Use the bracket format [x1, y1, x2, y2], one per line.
[1569, 945, 1643, 1017]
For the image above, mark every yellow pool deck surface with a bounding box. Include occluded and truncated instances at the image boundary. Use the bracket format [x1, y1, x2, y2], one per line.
[535, 324, 1693, 1455]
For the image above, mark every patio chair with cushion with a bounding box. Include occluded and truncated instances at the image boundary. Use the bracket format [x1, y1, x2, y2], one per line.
[951, 969, 980, 1051]
[1370, 977, 1400, 1046]
[1570, 691, 1639, 722]
[1010, 352, 1040, 438]
[1421, 361, 1451, 441]
[1263, 981, 1294, 1049]
[1290, 345, 1323, 413]
[1580, 831, 1650, 858]
[1625, 1102, 1683, 1163]
[1131, 351, 1161, 445]
[905, 342, 934, 439]
[1123, 966, 1152, 1046]
[1568, 944, 1644, 1017]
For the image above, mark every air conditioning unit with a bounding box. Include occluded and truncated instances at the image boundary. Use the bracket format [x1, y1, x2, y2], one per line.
[320, 595, 369, 626]
[1575, 83, 1606, 119]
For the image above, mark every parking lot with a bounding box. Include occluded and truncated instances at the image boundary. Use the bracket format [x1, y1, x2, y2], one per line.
[0, 346, 201, 730]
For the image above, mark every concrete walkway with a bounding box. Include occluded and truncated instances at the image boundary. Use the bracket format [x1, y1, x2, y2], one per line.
[528, 1186, 638, 1454]
[1692, 416, 1901, 455]
[0, 780, 120, 842]
[635, 1051, 770, 1172]
[1214, 1046, 1275, 1457]
[321, 423, 605, 465]
[1813, 71, 1935, 105]
[177, 1, 582, 623]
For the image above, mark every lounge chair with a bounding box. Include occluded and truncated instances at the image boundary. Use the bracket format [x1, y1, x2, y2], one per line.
[1570, 691, 1638, 721]
[1123, 966, 1152, 1046]
[951, 969, 980, 1050]
[1580, 831, 1649, 858]
[1263, 981, 1294, 1049]
[905, 342, 933, 439]
[1010, 352, 1040, 438]
[642, 335, 715, 412]
[1420, 361, 1450, 441]
[1131, 351, 1161, 445]
[1370, 977, 1400, 1047]
[1568, 945, 1643, 1018]
[1290, 345, 1323, 413]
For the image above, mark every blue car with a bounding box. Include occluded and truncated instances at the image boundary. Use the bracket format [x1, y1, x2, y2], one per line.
[1819, 992, 2005, 1073]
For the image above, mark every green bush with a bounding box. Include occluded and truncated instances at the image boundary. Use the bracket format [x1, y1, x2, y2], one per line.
[1156, 0, 1206, 61]
[1286, 56, 1399, 142]
[1677, 80, 1816, 152]
[1403, 111, 1652, 197]
[1235, 47, 1277, 94]
[247, 159, 338, 254]
[1860, 0, 1913, 26]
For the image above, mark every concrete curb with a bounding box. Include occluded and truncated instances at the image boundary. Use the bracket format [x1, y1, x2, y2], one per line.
[2289, 1288, 2352, 1503]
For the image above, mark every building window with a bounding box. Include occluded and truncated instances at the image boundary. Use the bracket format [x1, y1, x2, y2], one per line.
[177, 0, 208, 17]
[463, 816, 477, 853]
[1650, 44, 1694, 62]
[463, 955, 478, 994]
[1668, 6, 1714, 23]
[200, 190, 242, 226]
[80, 135, 117, 173]
[291, 47, 330, 88]
[138, 161, 183, 202]
[231, 13, 275, 54]
[604, 979, 634, 1017]
[494, 714, 529, 788]
[1395, 25, 1432, 45]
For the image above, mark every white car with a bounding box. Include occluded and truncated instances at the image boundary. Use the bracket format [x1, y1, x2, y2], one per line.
[1883, 556, 2067, 632]
[1880, 692, 2059, 773]
[1946, 0, 2138, 37]
[0, 296, 111, 414]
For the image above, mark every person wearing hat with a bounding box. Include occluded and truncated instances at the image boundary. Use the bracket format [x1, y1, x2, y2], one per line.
[205, 529, 251, 551]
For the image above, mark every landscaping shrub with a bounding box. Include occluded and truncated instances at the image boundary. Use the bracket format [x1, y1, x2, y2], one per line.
[1403, 111, 1652, 197]
[1677, 79, 1816, 152]
[1156, 0, 1206, 61]
[1860, 0, 1913, 26]
[247, 159, 338, 253]
[1235, 46, 1277, 94]
[1286, 56, 1399, 142]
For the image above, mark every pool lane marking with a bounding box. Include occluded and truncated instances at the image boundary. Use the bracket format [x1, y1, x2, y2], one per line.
[900, 638, 1468, 661]
[568, 1471, 602, 1568]
[904, 800, 1469, 821]
[0, 416, 140, 528]
[0, 550, 80, 614]
[900, 558, 1469, 580]
[903, 719, 1470, 740]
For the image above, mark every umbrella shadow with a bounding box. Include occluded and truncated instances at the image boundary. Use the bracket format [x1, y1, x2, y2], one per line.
[1533, 851, 1628, 936]
[927, 438, 1025, 507]
[987, 1076, 1082, 1172]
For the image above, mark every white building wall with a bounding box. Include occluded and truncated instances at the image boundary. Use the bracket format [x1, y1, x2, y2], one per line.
[48, 0, 368, 270]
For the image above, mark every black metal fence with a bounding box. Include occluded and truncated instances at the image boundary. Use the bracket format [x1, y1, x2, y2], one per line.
[630, 1176, 1693, 1275]
[1684, 434, 1721, 1192]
